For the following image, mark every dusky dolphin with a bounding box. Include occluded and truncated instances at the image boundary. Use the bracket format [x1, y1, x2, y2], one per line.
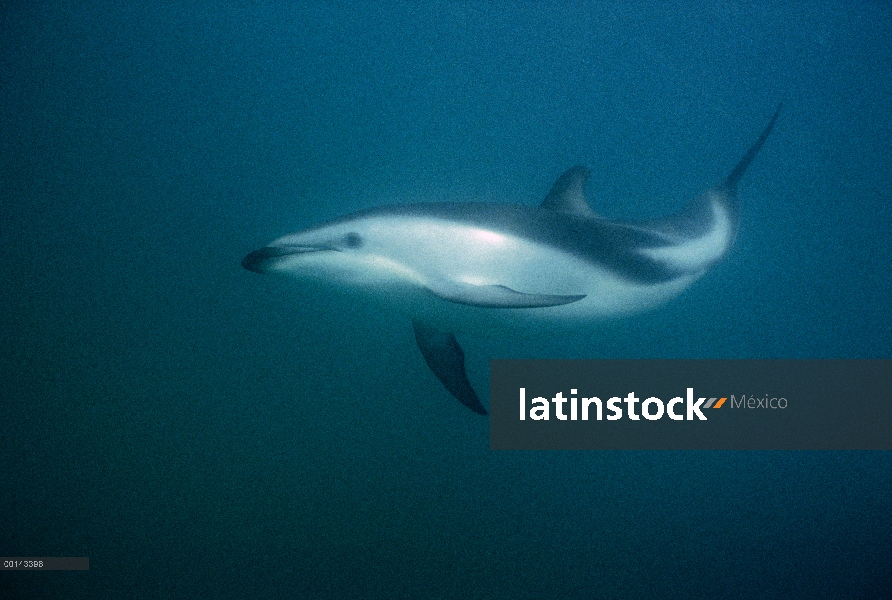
[243, 106, 780, 415]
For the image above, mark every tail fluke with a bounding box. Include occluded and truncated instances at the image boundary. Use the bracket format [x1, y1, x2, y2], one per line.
[723, 103, 782, 192]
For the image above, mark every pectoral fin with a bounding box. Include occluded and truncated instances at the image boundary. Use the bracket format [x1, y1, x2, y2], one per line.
[425, 280, 585, 308]
[412, 320, 487, 415]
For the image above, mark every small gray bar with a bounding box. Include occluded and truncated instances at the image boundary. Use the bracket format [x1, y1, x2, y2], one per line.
[1, 557, 89, 571]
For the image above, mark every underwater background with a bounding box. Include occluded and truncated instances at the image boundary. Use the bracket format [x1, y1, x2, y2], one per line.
[1, 2, 890, 598]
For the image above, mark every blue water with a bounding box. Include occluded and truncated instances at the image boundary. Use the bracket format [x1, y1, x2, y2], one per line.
[1, 3, 890, 598]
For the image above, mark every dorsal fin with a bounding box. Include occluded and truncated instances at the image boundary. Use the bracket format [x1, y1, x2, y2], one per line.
[541, 166, 596, 218]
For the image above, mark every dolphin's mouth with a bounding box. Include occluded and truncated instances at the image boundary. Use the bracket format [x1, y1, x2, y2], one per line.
[241, 245, 338, 273]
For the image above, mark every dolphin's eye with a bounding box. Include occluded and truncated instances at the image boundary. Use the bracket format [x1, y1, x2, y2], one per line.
[343, 232, 363, 248]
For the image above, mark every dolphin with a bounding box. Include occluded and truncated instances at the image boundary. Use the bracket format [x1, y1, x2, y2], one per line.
[242, 106, 780, 415]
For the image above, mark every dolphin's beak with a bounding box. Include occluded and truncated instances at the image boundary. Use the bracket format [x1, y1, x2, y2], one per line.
[242, 247, 278, 273]
[241, 245, 339, 273]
